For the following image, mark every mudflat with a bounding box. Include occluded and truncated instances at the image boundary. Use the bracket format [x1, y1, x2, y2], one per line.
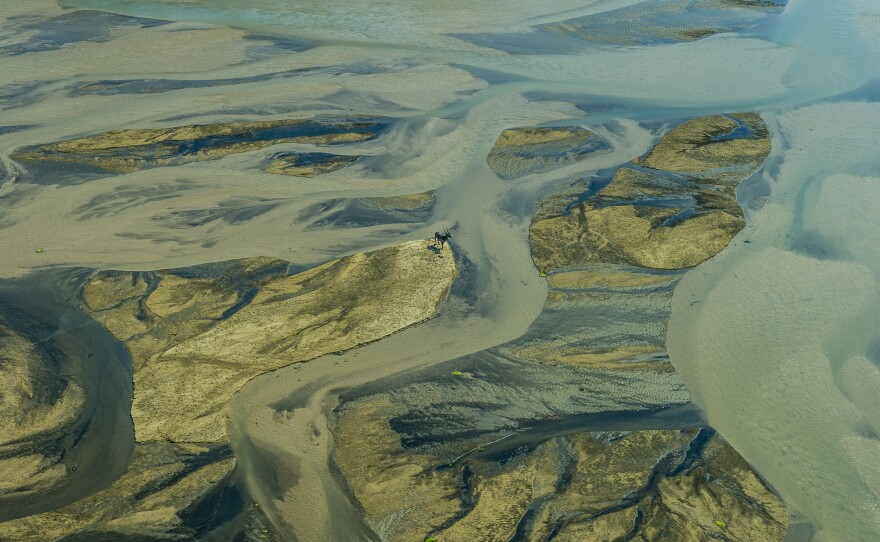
[2, 0, 878, 540]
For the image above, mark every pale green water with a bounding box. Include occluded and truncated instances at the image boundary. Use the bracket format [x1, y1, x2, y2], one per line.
[669, 103, 880, 541]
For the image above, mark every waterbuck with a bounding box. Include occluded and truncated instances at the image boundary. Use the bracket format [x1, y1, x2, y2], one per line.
[433, 228, 451, 250]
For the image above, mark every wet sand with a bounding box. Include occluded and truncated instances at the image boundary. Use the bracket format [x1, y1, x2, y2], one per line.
[1, 0, 879, 540]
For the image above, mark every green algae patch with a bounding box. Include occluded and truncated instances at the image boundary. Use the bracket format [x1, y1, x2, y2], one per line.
[519, 113, 772, 378]
[0, 240, 455, 541]
[0, 441, 236, 542]
[636, 113, 771, 177]
[335, 394, 789, 542]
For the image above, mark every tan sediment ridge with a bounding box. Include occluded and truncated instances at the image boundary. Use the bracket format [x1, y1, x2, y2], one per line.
[11, 118, 384, 176]
[486, 126, 601, 179]
[0, 240, 456, 541]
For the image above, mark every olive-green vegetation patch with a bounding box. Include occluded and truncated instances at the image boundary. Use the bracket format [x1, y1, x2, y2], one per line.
[0, 442, 237, 542]
[334, 392, 787, 542]
[12, 118, 387, 179]
[0, 238, 453, 540]
[487, 126, 607, 179]
[635, 113, 771, 176]
[265, 152, 361, 177]
[529, 113, 771, 273]
[523, 113, 770, 382]
[0, 323, 85, 499]
[540, 0, 786, 46]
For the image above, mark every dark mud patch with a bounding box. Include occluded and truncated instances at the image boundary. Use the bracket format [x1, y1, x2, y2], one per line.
[154, 198, 281, 229]
[299, 193, 435, 229]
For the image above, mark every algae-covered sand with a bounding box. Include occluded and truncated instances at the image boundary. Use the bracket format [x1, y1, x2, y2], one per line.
[0, 323, 85, 500]
[486, 126, 606, 179]
[86, 240, 456, 443]
[334, 394, 787, 542]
